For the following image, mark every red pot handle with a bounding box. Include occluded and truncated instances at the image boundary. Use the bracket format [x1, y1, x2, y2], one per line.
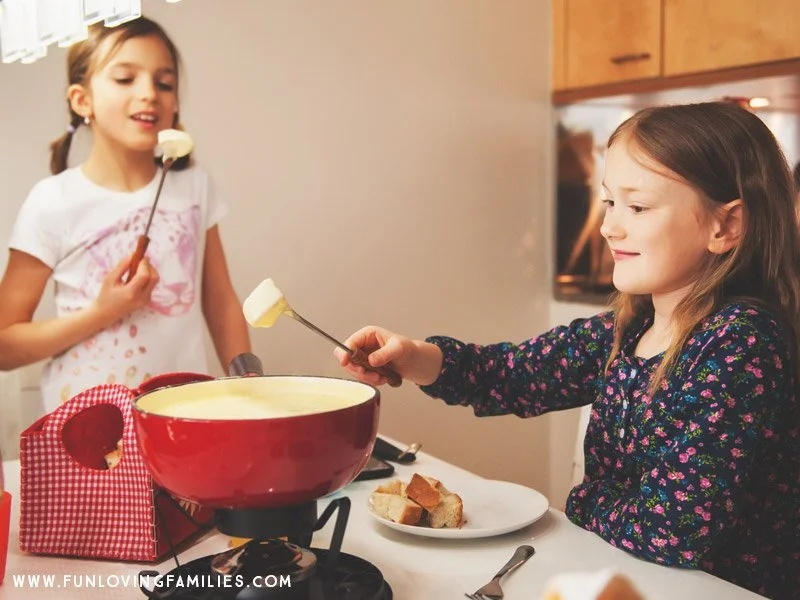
[135, 372, 215, 396]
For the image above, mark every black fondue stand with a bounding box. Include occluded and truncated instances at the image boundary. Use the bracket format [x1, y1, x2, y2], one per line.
[138, 355, 393, 600]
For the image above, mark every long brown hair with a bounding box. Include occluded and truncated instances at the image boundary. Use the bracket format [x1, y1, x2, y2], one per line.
[50, 17, 189, 174]
[604, 102, 800, 391]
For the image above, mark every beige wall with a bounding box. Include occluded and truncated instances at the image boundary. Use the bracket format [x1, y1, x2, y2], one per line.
[0, 1, 573, 503]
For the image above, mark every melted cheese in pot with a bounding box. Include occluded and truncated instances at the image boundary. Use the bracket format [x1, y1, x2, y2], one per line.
[137, 377, 374, 420]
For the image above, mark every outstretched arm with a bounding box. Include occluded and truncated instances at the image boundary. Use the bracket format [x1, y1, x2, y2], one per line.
[420, 314, 615, 416]
[201, 226, 251, 372]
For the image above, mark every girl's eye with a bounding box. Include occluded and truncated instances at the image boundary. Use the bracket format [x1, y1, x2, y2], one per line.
[601, 198, 614, 208]
[157, 82, 175, 92]
[630, 205, 648, 214]
[115, 78, 133, 84]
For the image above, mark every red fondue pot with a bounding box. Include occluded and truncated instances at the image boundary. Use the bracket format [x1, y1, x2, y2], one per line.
[131, 354, 380, 509]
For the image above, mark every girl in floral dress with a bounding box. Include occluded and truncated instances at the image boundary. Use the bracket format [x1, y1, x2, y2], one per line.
[337, 102, 800, 599]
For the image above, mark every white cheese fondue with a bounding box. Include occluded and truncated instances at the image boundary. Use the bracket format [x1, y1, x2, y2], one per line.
[158, 129, 194, 161]
[137, 377, 375, 420]
[243, 278, 287, 328]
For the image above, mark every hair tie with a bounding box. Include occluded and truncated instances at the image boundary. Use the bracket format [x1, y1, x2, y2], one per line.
[66, 123, 77, 135]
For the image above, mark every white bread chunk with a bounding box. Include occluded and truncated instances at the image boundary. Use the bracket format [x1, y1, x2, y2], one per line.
[371, 473, 464, 529]
[243, 278, 289, 327]
[543, 570, 644, 600]
[421, 475, 440, 488]
[427, 491, 463, 528]
[402, 473, 464, 528]
[103, 438, 123, 470]
[158, 129, 194, 160]
[374, 479, 402, 495]
[405, 473, 442, 510]
[370, 492, 423, 525]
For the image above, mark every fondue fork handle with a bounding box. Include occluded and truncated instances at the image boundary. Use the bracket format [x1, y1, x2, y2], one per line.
[125, 235, 150, 284]
[350, 347, 402, 388]
[125, 158, 174, 283]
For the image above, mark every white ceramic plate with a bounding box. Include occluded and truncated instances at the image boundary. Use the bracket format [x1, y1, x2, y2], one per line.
[367, 479, 549, 539]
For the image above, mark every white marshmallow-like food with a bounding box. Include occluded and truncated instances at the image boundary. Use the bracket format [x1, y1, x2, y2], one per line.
[158, 129, 194, 161]
[243, 278, 289, 328]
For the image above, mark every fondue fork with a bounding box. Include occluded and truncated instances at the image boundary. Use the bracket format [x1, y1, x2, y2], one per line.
[125, 157, 174, 283]
[243, 278, 402, 387]
[465, 545, 535, 600]
[125, 129, 194, 283]
[283, 306, 403, 388]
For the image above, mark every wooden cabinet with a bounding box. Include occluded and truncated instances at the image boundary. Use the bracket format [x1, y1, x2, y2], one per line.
[664, 0, 800, 76]
[553, 0, 800, 98]
[563, 0, 661, 89]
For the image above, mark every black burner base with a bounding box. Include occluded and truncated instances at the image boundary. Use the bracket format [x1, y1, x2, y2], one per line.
[216, 504, 318, 542]
[140, 548, 392, 600]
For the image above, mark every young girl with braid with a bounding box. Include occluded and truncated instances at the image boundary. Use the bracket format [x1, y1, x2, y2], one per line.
[0, 17, 250, 410]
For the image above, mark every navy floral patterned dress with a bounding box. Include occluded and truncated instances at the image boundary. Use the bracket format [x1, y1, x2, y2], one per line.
[420, 303, 799, 599]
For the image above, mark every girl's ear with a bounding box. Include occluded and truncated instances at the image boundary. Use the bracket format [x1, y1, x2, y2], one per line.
[67, 84, 92, 121]
[708, 199, 744, 254]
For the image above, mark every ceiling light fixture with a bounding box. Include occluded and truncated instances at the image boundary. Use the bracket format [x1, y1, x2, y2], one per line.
[0, 0, 181, 65]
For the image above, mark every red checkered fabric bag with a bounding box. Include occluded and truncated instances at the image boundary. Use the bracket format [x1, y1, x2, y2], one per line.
[19, 374, 215, 561]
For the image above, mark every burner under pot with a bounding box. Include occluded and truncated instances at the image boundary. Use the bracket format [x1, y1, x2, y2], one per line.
[215, 503, 319, 543]
[142, 542, 391, 600]
[140, 498, 392, 600]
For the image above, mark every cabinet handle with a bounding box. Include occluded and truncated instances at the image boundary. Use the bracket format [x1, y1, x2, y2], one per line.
[610, 52, 651, 65]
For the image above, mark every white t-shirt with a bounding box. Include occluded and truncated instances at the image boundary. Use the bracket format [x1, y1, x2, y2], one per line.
[9, 164, 227, 412]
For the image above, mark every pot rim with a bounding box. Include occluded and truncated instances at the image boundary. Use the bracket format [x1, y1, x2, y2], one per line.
[132, 373, 380, 424]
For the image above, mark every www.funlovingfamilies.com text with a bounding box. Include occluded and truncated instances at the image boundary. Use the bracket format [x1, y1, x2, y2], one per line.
[11, 573, 293, 590]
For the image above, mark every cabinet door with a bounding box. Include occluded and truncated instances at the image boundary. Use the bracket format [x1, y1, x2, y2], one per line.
[553, 0, 566, 91]
[565, 0, 661, 89]
[664, 0, 800, 75]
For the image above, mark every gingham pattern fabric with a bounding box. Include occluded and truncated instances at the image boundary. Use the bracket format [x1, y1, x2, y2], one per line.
[20, 384, 171, 561]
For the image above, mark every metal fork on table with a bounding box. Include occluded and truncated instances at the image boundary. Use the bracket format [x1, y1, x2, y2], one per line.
[464, 545, 536, 600]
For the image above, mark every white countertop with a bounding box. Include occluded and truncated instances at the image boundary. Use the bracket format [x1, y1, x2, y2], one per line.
[0, 445, 765, 599]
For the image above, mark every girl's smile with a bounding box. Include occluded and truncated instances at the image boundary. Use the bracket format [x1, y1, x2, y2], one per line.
[610, 249, 640, 261]
[131, 111, 159, 130]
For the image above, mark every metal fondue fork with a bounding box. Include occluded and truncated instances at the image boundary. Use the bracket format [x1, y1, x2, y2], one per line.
[281, 305, 402, 388]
